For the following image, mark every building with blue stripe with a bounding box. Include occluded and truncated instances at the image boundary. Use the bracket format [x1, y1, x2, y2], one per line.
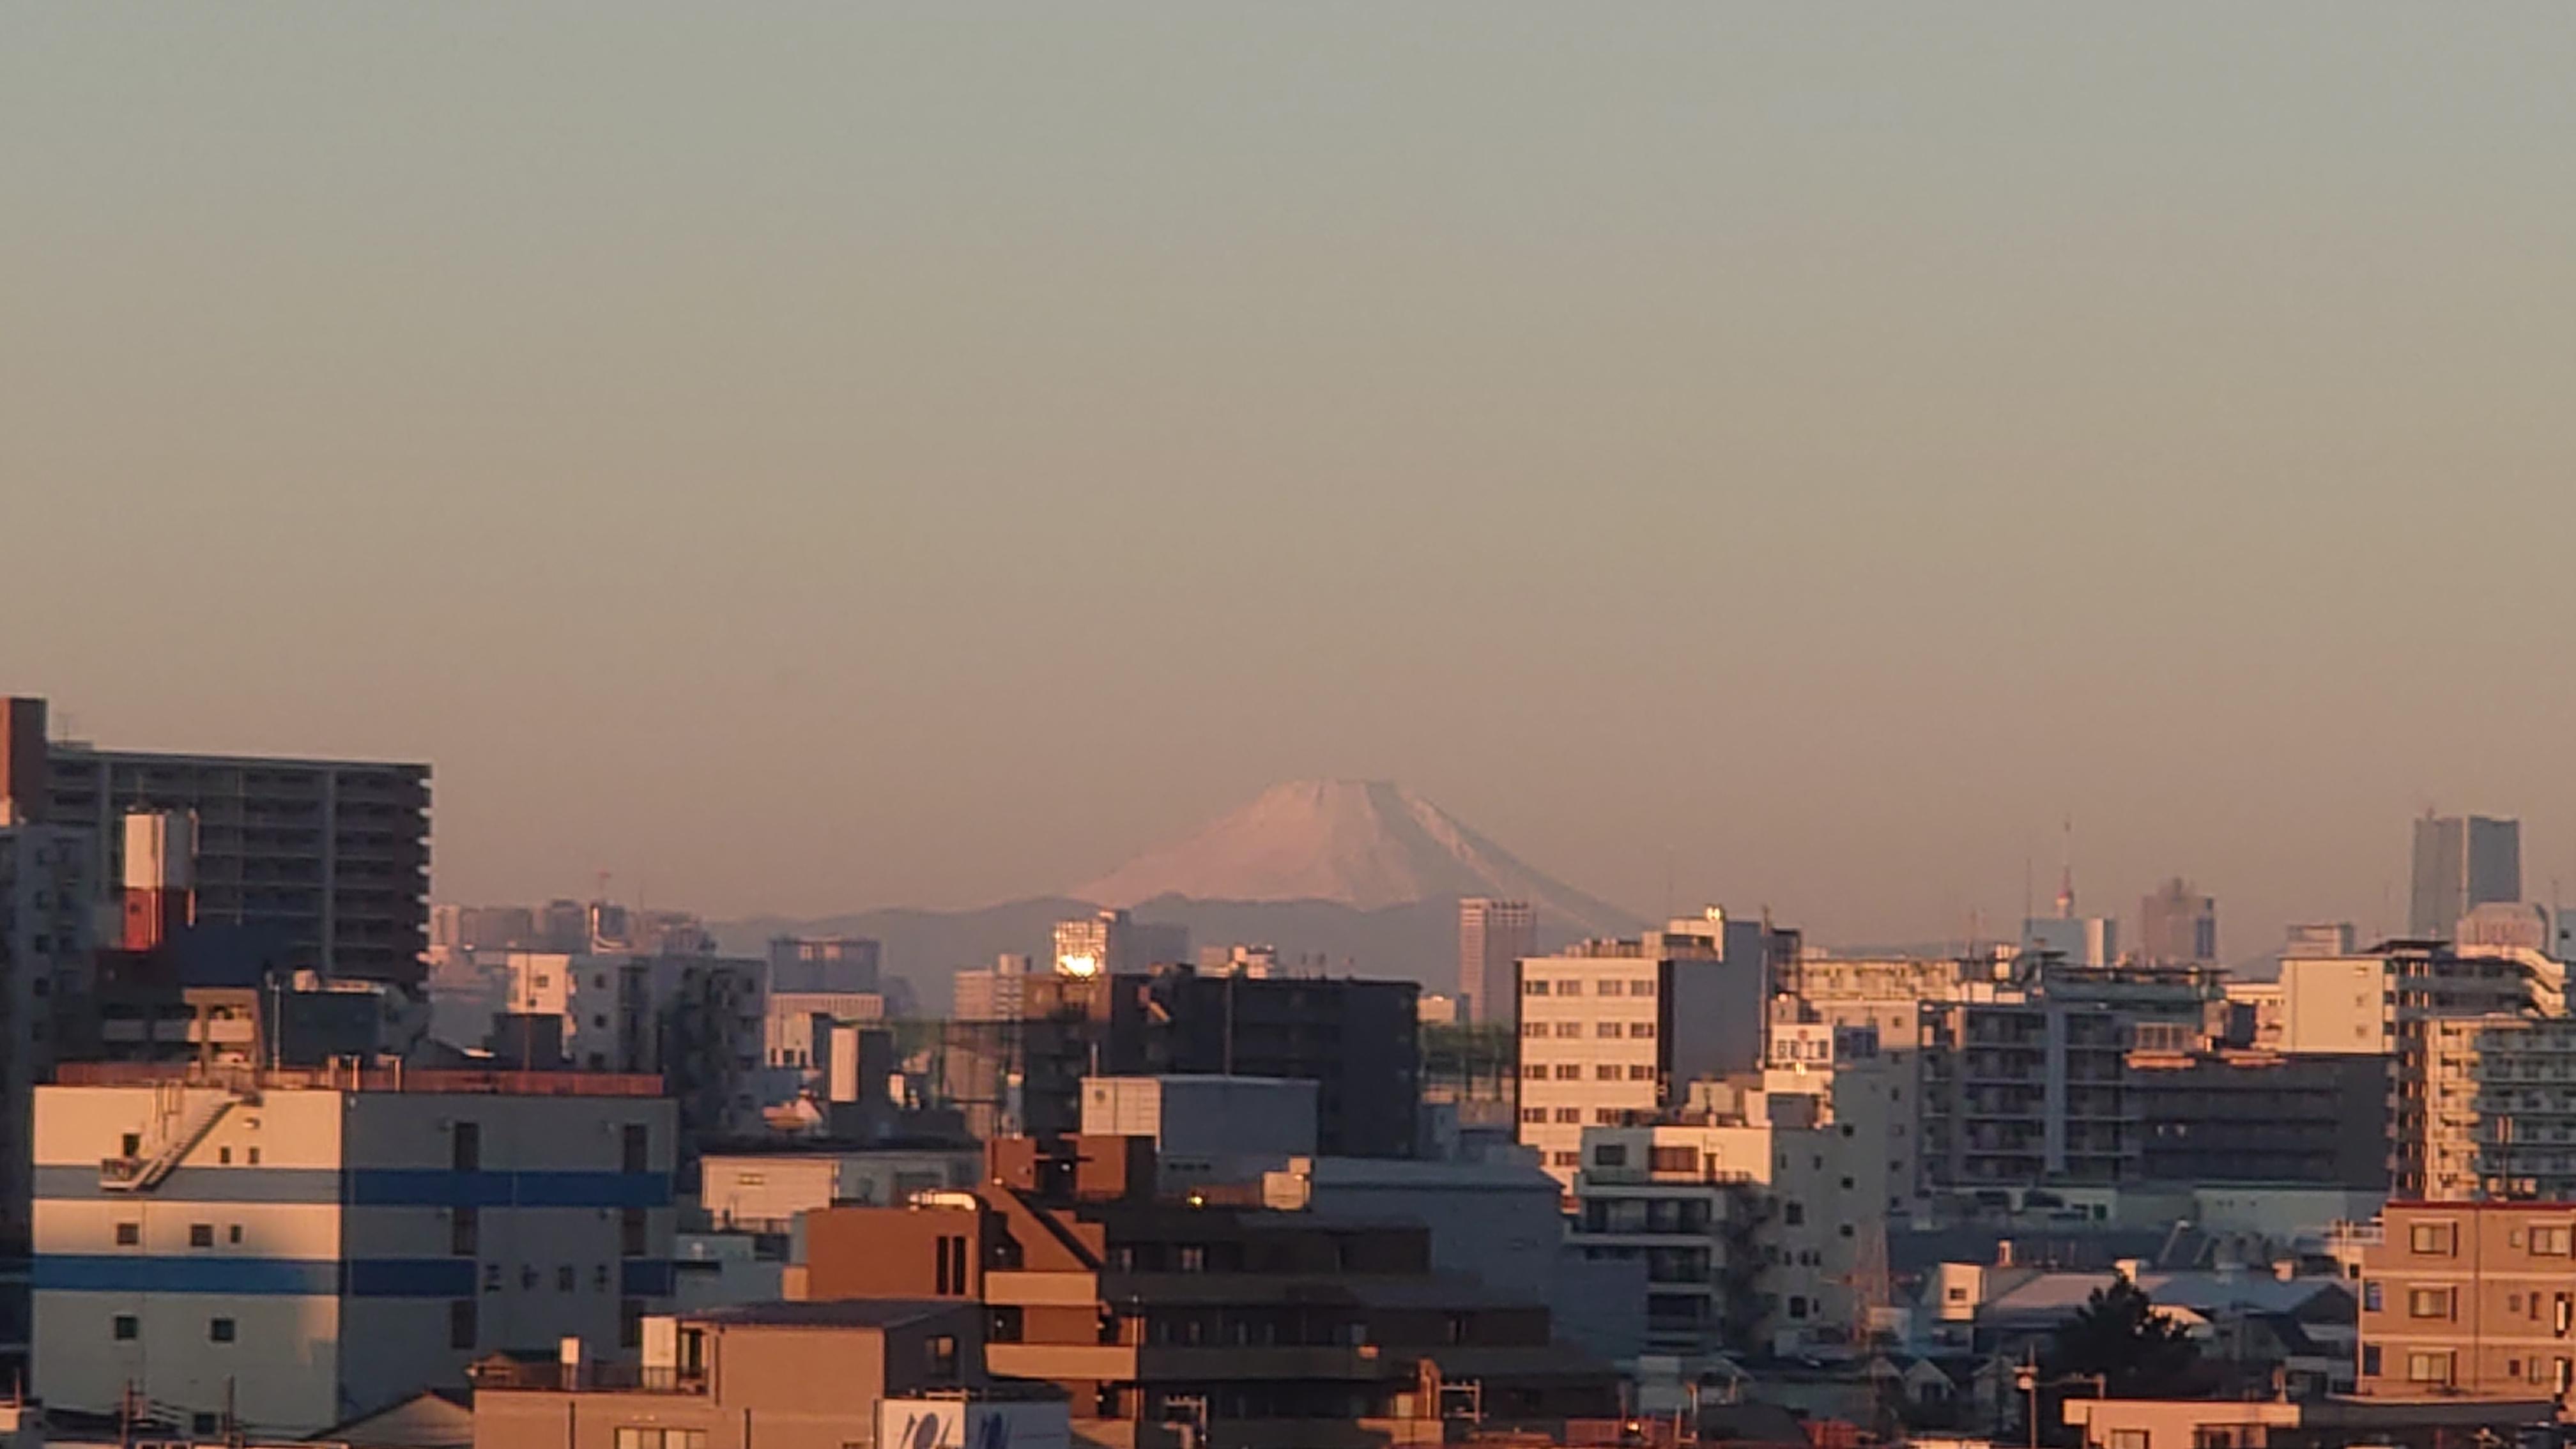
[33, 1070, 676, 1439]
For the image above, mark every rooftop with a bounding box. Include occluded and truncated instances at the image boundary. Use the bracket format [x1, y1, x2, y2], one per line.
[52, 1062, 665, 1098]
[685, 1300, 970, 1330]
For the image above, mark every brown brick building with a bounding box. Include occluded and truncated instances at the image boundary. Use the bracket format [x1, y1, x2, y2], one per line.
[2359, 1200, 2576, 1404]
[792, 1137, 1617, 1449]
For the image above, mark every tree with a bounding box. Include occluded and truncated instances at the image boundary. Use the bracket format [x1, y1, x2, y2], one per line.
[2041, 1278, 2204, 1399]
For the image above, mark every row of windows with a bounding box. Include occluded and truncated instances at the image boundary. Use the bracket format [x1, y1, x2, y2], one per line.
[1523, 979, 1659, 997]
[1519, 1020, 1658, 1039]
[1524, 1063, 1658, 1082]
[1519, 1107, 1640, 1126]
[2396, 1220, 2573, 1258]
[112, 1315, 234, 1343]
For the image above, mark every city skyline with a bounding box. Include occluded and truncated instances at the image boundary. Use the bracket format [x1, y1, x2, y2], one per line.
[13, 6, 2576, 952]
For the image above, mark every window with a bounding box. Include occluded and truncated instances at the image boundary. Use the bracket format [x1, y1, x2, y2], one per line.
[2406, 1351, 2455, 1386]
[1631, 1020, 1657, 1038]
[558, 1265, 577, 1292]
[1597, 981, 1622, 996]
[1554, 1108, 1582, 1124]
[1594, 1108, 1622, 1124]
[1594, 1145, 1628, 1168]
[1650, 1146, 1697, 1174]
[228, 1225, 242, 1245]
[1552, 1151, 1580, 1167]
[1631, 980, 1656, 997]
[2410, 1287, 2455, 1319]
[453, 1122, 481, 1173]
[926, 1334, 960, 1381]
[615, 1432, 708, 1449]
[1597, 1022, 1623, 1038]
[618, 1298, 645, 1350]
[218, 1147, 232, 1165]
[2363, 1282, 2384, 1312]
[114, 1222, 139, 1247]
[452, 1206, 480, 1256]
[1522, 1065, 1548, 1081]
[1524, 979, 1551, 997]
[2409, 1221, 2457, 1255]
[621, 1124, 650, 1174]
[1522, 1022, 1548, 1039]
[2110, 1432, 2149, 1449]
[188, 1223, 213, 1248]
[1519, 1108, 1547, 1124]
[1554, 1022, 1581, 1038]
[2536, 1226, 2572, 1256]
[120, 1133, 141, 1158]
[1552, 1064, 1581, 1080]
[1629, 1064, 1655, 1080]
[1784, 1202, 1805, 1226]
[449, 1297, 477, 1349]
[1176, 1246, 1205, 1273]
[932, 1234, 969, 1294]
[1946, 1287, 1968, 1303]
[620, 1208, 648, 1258]
[1788, 1296, 1808, 1320]
[210, 1317, 236, 1343]
[113, 1315, 138, 1342]
[483, 1264, 502, 1292]
[248, 1147, 260, 1165]
[1595, 1065, 1621, 1080]
[192, 1416, 218, 1438]
[2361, 1346, 2382, 1376]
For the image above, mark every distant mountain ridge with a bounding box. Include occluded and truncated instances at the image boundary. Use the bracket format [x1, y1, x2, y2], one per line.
[716, 779, 1640, 1010]
[1074, 779, 1634, 935]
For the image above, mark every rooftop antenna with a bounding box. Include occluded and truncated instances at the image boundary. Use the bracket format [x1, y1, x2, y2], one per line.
[2057, 815, 2076, 920]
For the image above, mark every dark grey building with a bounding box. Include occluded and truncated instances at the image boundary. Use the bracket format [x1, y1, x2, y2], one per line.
[2409, 812, 2522, 940]
[5, 695, 431, 986]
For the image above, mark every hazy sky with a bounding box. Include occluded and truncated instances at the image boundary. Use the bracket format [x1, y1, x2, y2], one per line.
[10, 6, 2576, 954]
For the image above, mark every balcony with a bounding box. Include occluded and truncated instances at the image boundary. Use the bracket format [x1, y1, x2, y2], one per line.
[985, 1343, 1394, 1383]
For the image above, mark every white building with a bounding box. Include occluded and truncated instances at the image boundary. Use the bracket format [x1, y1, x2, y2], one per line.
[2022, 915, 2119, 969]
[1513, 910, 1791, 1184]
[697, 1146, 982, 1233]
[502, 951, 765, 1138]
[32, 1066, 677, 1437]
[1567, 1082, 1887, 1361]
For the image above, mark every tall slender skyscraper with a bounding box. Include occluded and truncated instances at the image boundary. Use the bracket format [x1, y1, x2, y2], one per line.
[1457, 897, 1535, 1025]
[2136, 878, 2218, 965]
[2409, 813, 2522, 940]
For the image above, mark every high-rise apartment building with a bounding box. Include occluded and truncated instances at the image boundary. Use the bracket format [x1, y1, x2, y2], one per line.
[4, 696, 430, 985]
[1914, 960, 2218, 1193]
[1512, 910, 1793, 1186]
[2136, 877, 2218, 965]
[1458, 897, 1537, 1026]
[2411, 813, 2523, 940]
[0, 819, 96, 1386]
[2278, 942, 2560, 1197]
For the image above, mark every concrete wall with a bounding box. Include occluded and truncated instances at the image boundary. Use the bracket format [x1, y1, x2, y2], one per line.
[34, 1083, 675, 1435]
